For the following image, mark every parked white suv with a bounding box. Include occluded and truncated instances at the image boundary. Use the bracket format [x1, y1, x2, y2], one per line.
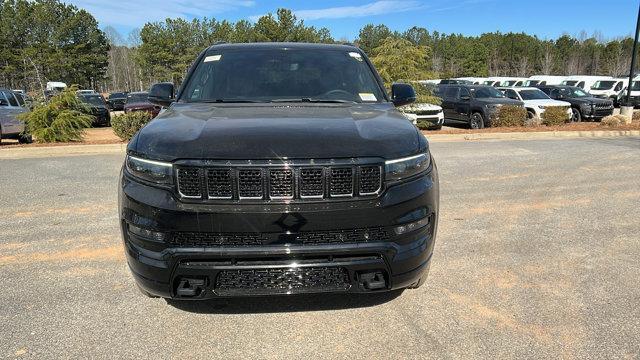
[402, 103, 445, 130]
[498, 87, 572, 119]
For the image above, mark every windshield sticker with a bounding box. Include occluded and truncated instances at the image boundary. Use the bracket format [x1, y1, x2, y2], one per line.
[204, 55, 222, 62]
[348, 52, 363, 61]
[359, 93, 377, 101]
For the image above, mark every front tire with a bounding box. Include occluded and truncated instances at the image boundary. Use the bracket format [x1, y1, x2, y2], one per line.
[469, 112, 485, 129]
[527, 110, 535, 119]
[18, 133, 33, 144]
[571, 107, 582, 122]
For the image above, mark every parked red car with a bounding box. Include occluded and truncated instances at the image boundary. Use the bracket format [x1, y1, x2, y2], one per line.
[123, 91, 161, 118]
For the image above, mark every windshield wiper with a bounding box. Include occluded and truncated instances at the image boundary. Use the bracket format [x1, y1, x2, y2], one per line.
[270, 98, 356, 104]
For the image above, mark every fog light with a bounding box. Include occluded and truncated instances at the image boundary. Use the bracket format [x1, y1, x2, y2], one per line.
[128, 224, 167, 242]
[394, 216, 430, 235]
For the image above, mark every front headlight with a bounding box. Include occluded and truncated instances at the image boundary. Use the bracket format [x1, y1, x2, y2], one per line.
[125, 155, 173, 184]
[538, 105, 546, 109]
[385, 153, 431, 181]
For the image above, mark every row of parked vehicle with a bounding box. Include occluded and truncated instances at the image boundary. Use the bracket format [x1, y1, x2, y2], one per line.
[0, 83, 161, 143]
[422, 75, 640, 108]
[408, 81, 616, 129]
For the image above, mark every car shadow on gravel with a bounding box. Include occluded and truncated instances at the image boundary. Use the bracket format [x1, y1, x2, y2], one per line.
[165, 290, 404, 314]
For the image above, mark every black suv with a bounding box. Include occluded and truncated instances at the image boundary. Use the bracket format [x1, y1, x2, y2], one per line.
[437, 84, 524, 128]
[537, 85, 614, 121]
[119, 43, 439, 299]
[107, 92, 128, 111]
[78, 94, 111, 126]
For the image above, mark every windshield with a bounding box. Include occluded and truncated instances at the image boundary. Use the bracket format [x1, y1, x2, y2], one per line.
[501, 81, 517, 86]
[80, 95, 105, 106]
[560, 87, 589, 97]
[524, 80, 540, 87]
[472, 87, 506, 99]
[109, 92, 126, 99]
[591, 81, 616, 90]
[127, 93, 148, 103]
[181, 48, 385, 103]
[518, 89, 550, 100]
[563, 80, 578, 86]
[631, 81, 640, 91]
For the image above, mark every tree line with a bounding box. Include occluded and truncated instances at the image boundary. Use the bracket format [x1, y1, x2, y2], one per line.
[1, 1, 637, 94]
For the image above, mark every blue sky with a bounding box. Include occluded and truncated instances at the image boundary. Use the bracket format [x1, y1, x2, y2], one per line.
[68, 0, 639, 41]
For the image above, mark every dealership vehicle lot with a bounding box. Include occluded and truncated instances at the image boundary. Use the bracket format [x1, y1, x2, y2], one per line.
[1, 137, 639, 358]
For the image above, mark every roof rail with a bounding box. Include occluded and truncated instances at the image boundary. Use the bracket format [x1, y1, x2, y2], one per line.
[212, 41, 227, 45]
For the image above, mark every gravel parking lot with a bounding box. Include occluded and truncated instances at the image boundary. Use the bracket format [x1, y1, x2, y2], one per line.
[1, 137, 639, 359]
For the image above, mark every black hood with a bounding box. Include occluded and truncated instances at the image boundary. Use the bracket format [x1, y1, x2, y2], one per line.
[131, 103, 422, 161]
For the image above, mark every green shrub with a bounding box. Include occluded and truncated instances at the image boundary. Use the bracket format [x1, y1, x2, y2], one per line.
[541, 106, 570, 126]
[492, 105, 526, 127]
[18, 86, 93, 143]
[111, 111, 153, 141]
[600, 114, 629, 127]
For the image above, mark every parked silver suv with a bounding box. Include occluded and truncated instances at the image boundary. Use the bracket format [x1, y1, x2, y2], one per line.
[0, 89, 31, 143]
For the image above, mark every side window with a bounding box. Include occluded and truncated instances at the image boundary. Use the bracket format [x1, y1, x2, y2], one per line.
[505, 89, 519, 100]
[458, 87, 470, 99]
[577, 81, 585, 89]
[540, 81, 547, 85]
[444, 86, 459, 99]
[0, 92, 7, 106]
[2, 91, 18, 106]
[549, 89, 559, 98]
[15, 93, 25, 106]
[614, 82, 623, 91]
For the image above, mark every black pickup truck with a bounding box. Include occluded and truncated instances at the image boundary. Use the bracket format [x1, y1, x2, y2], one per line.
[119, 42, 440, 299]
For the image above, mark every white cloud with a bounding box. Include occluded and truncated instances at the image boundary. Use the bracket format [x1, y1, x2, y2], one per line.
[249, 1, 422, 22]
[67, 0, 254, 29]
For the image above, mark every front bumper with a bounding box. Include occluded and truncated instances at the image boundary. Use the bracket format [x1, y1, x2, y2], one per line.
[118, 165, 439, 299]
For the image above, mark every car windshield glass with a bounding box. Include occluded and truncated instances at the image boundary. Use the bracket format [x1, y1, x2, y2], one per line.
[81, 95, 104, 106]
[501, 81, 516, 86]
[519, 89, 550, 100]
[562, 87, 589, 97]
[524, 80, 540, 86]
[110, 93, 126, 99]
[472, 87, 506, 99]
[181, 48, 384, 103]
[631, 81, 640, 91]
[591, 81, 616, 90]
[564, 80, 578, 86]
[127, 93, 148, 103]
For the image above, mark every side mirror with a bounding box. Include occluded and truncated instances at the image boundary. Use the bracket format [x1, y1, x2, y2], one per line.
[148, 82, 175, 107]
[391, 83, 416, 107]
[460, 95, 471, 101]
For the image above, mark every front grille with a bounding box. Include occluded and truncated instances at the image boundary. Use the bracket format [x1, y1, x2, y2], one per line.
[175, 161, 382, 201]
[299, 168, 324, 198]
[238, 169, 263, 198]
[269, 169, 293, 198]
[169, 227, 391, 247]
[177, 168, 202, 197]
[206, 168, 233, 199]
[215, 267, 351, 295]
[330, 167, 353, 196]
[359, 166, 381, 194]
[415, 109, 440, 116]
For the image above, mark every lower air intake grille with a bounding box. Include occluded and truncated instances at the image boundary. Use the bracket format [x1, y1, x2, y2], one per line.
[296, 227, 389, 245]
[215, 267, 351, 295]
[170, 232, 267, 247]
[177, 168, 202, 198]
